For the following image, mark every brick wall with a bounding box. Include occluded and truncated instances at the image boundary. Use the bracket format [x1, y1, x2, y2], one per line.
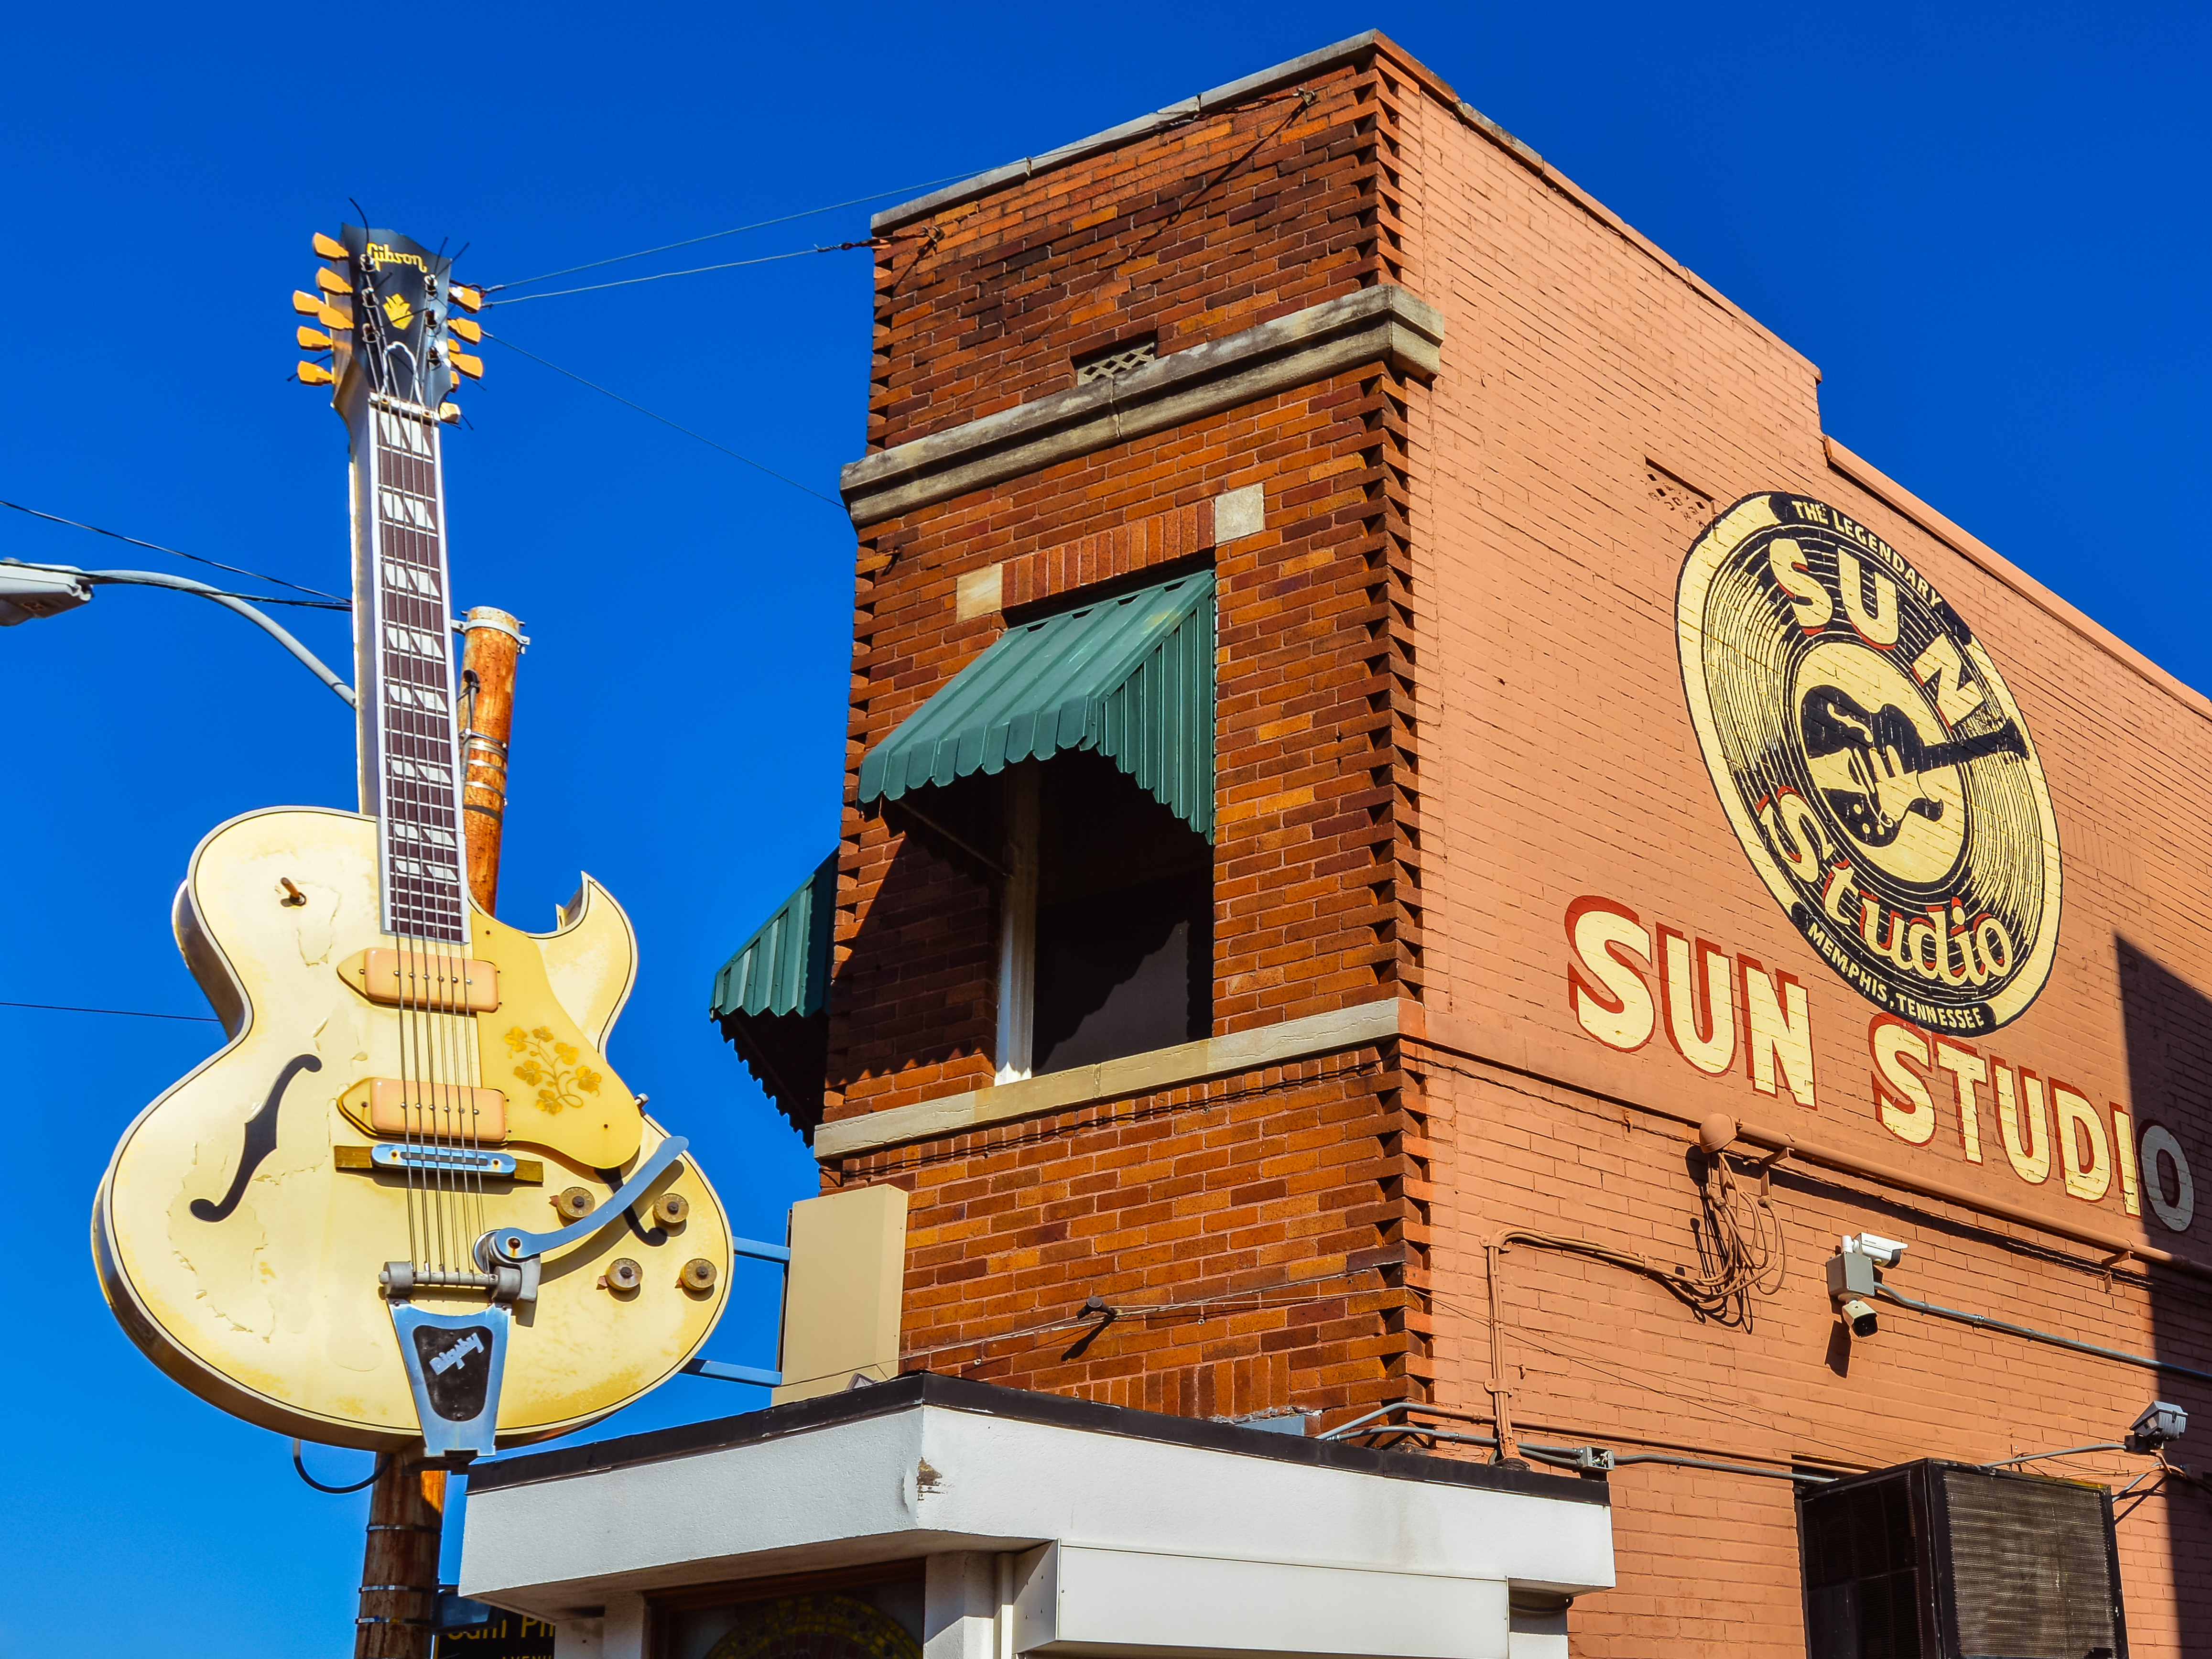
[807, 28, 2211, 1657]
[1392, 61, 2212, 1658]
[830, 43, 1424, 1119]
[837, 1047, 1423, 1419]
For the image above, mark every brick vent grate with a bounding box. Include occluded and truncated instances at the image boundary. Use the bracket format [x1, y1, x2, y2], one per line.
[1074, 338, 1158, 384]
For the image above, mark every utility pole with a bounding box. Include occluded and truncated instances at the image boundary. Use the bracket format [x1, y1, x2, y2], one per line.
[352, 606, 526, 1659]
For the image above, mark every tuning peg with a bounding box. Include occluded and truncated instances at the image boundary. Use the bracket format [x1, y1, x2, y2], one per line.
[448, 349, 484, 380]
[292, 290, 324, 316]
[446, 316, 482, 344]
[314, 267, 353, 297]
[317, 303, 353, 331]
[296, 325, 333, 350]
[312, 231, 348, 260]
[439, 402, 463, 424]
[298, 361, 336, 386]
[449, 284, 483, 313]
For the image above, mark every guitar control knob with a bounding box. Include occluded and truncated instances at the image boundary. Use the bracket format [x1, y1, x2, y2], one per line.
[603, 1258, 642, 1294]
[653, 1193, 690, 1227]
[680, 1258, 718, 1293]
[553, 1187, 596, 1221]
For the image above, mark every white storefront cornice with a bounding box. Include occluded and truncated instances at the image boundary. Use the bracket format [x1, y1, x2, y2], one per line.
[460, 1374, 1613, 1644]
[840, 285, 1444, 528]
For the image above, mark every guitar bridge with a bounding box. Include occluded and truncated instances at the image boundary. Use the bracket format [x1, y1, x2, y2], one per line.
[336, 1143, 542, 1182]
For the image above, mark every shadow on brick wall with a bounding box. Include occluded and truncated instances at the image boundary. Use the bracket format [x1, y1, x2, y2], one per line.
[828, 822, 998, 1099]
[2117, 936, 2212, 1655]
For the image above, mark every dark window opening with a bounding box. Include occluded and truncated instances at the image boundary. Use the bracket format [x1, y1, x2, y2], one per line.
[1031, 750, 1211, 1073]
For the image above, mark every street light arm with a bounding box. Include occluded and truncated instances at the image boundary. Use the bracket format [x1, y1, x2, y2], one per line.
[82, 568, 357, 709]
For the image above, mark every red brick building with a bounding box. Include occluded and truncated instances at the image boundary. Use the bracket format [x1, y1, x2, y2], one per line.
[692, 29, 2210, 1656]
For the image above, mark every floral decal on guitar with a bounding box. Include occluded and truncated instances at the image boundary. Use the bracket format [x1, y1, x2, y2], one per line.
[504, 1024, 604, 1113]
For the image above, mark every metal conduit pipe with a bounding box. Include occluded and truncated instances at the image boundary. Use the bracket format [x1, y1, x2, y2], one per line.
[1708, 1116, 2210, 1283]
[1982, 1442, 2127, 1470]
[1874, 1283, 2212, 1386]
[1326, 1419, 1833, 1485]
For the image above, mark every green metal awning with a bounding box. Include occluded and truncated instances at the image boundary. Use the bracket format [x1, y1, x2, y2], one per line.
[857, 570, 1216, 838]
[712, 852, 836, 1022]
[711, 853, 836, 1136]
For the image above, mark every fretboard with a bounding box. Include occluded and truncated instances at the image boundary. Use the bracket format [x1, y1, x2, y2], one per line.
[358, 397, 467, 944]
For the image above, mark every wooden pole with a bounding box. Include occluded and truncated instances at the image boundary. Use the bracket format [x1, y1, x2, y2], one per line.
[352, 605, 525, 1659]
[458, 606, 524, 914]
[355, 1459, 446, 1658]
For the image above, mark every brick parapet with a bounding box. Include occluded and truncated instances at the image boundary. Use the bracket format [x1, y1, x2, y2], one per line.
[867, 46, 1423, 453]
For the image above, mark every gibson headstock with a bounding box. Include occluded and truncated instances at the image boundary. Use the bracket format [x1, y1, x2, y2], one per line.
[292, 227, 483, 421]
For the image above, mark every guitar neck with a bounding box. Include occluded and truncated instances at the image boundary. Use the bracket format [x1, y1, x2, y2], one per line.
[351, 394, 468, 945]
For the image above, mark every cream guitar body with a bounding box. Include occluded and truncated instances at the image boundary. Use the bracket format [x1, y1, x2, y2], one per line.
[94, 804, 734, 1451]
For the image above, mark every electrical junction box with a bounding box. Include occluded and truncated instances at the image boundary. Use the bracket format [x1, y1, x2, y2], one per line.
[1825, 1250, 1880, 1301]
[1797, 1459, 2125, 1659]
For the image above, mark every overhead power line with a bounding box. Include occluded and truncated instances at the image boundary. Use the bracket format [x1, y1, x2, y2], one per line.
[0, 498, 345, 601]
[482, 331, 843, 509]
[487, 242, 875, 308]
[485, 173, 975, 293]
[0, 998, 219, 1023]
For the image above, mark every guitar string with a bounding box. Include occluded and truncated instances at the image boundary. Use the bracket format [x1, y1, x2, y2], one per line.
[425, 415, 486, 1265]
[431, 402, 486, 1260]
[381, 423, 425, 1278]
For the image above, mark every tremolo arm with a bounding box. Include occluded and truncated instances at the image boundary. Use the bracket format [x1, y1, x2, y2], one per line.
[379, 1136, 691, 1308]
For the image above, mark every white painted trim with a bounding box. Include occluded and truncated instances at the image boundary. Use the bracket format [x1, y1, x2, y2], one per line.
[459, 1392, 1614, 1630]
[814, 998, 1404, 1160]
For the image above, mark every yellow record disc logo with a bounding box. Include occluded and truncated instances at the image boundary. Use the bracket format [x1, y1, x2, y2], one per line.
[1676, 492, 2060, 1033]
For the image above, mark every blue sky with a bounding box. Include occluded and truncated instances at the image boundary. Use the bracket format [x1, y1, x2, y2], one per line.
[1, 3, 2203, 1653]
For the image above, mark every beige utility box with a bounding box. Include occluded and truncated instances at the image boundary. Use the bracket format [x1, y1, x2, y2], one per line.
[771, 1183, 909, 1404]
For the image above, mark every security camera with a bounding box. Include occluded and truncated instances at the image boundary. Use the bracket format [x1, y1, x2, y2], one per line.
[1843, 1233, 1909, 1268]
[2126, 1401, 2188, 1453]
[1840, 1298, 1878, 1338]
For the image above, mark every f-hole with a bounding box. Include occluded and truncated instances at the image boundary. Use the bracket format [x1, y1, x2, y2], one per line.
[191, 1054, 323, 1223]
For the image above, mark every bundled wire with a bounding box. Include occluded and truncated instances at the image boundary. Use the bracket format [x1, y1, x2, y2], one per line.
[1493, 1147, 1788, 1329]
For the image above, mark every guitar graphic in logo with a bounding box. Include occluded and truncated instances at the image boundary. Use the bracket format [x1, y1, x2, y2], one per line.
[1799, 685, 2028, 848]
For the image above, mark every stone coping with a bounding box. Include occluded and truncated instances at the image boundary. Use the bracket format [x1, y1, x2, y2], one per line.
[839, 285, 1444, 527]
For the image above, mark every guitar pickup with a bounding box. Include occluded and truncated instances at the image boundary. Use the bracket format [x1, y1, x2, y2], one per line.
[336, 1144, 542, 1183]
[339, 1078, 508, 1141]
[338, 948, 500, 1012]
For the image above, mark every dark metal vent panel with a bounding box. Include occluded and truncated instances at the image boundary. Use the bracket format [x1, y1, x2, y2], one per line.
[1937, 1465, 2121, 1659]
[1801, 1467, 1926, 1659]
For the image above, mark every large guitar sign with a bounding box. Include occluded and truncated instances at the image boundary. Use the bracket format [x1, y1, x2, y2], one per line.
[92, 228, 734, 1456]
[1676, 492, 2061, 1035]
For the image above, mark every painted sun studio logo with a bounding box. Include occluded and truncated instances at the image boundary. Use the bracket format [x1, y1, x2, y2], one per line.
[1675, 492, 2061, 1033]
